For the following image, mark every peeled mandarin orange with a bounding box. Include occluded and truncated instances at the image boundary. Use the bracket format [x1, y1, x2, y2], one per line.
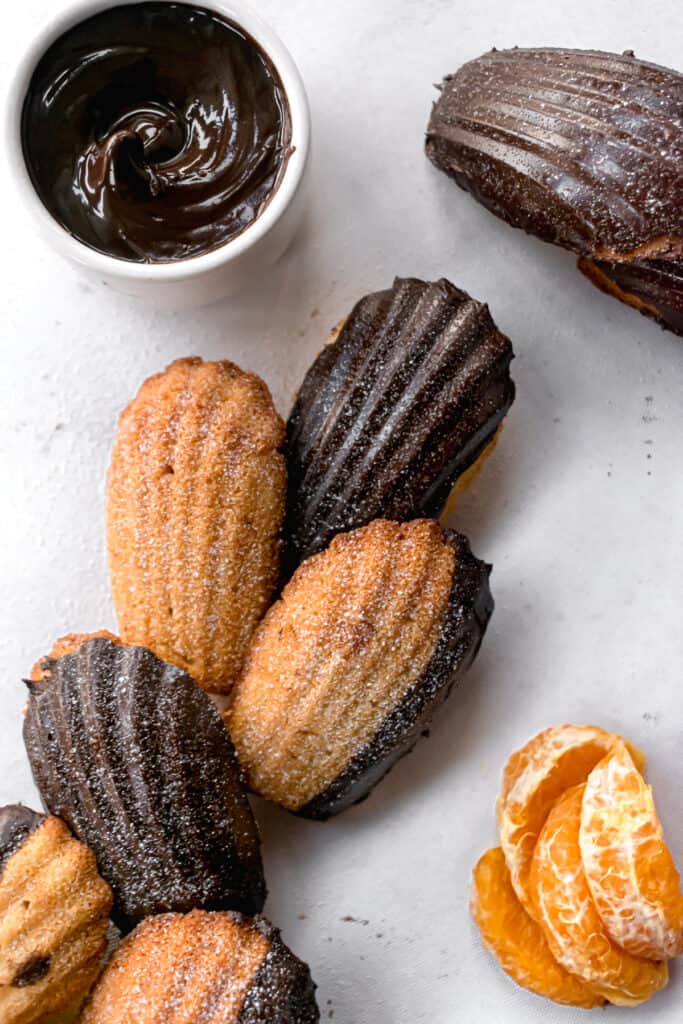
[530, 784, 668, 1006]
[497, 724, 645, 916]
[580, 740, 683, 961]
[471, 846, 604, 1008]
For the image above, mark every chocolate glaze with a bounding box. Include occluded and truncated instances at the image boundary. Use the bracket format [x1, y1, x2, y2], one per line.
[23, 636, 265, 931]
[285, 276, 515, 571]
[237, 917, 320, 1024]
[22, 3, 292, 263]
[298, 530, 493, 819]
[0, 804, 46, 874]
[426, 48, 683, 336]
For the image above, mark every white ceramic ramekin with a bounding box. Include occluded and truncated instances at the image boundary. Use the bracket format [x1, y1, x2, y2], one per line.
[7, 0, 310, 308]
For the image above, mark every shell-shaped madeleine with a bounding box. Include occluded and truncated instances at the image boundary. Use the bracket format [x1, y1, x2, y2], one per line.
[82, 910, 320, 1024]
[23, 636, 266, 931]
[107, 357, 286, 694]
[228, 519, 493, 818]
[285, 277, 515, 569]
[426, 48, 683, 334]
[426, 48, 683, 258]
[0, 806, 112, 1024]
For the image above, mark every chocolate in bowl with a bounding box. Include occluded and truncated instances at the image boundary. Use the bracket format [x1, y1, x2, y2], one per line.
[21, 2, 292, 263]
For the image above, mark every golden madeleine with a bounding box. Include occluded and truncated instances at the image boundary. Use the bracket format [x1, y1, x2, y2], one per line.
[107, 357, 286, 694]
[228, 518, 493, 817]
[0, 806, 112, 1024]
[82, 910, 319, 1024]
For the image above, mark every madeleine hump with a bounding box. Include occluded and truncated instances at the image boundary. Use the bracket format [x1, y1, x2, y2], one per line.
[0, 805, 112, 1024]
[285, 276, 515, 569]
[81, 910, 319, 1024]
[107, 357, 286, 694]
[228, 518, 493, 818]
[23, 635, 266, 931]
[426, 48, 683, 335]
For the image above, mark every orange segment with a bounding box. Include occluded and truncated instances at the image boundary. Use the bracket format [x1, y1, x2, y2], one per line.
[471, 847, 604, 1008]
[497, 724, 645, 916]
[530, 784, 668, 1006]
[580, 741, 683, 960]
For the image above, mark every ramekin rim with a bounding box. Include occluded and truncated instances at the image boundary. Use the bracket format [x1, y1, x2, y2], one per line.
[6, 0, 311, 281]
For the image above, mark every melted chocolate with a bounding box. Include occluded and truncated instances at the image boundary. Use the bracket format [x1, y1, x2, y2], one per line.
[23, 636, 266, 931]
[21, 3, 292, 263]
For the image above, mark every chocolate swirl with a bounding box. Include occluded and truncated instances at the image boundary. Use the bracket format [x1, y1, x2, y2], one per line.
[21, 3, 292, 262]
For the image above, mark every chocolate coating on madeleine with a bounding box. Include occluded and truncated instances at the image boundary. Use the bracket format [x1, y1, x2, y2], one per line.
[426, 48, 683, 334]
[298, 529, 492, 819]
[426, 48, 683, 256]
[0, 805, 46, 873]
[237, 920, 320, 1024]
[285, 276, 514, 569]
[23, 636, 265, 931]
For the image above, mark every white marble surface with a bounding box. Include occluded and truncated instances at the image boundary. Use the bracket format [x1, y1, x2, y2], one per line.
[2, 1, 683, 1020]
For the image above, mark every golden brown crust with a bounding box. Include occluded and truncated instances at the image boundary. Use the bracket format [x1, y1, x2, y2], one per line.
[0, 816, 112, 1024]
[227, 519, 456, 810]
[439, 423, 503, 524]
[323, 319, 346, 347]
[107, 357, 286, 694]
[82, 911, 270, 1024]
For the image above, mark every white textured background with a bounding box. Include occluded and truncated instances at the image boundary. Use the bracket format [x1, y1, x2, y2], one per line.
[2, 1, 683, 1020]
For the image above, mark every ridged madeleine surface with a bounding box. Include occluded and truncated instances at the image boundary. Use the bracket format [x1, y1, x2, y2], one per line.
[107, 357, 286, 693]
[285, 277, 514, 568]
[0, 807, 112, 1024]
[82, 910, 319, 1024]
[228, 519, 493, 817]
[23, 636, 265, 930]
[426, 48, 683, 334]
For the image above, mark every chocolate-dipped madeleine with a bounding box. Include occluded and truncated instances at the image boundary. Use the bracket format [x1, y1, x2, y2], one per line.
[426, 48, 683, 335]
[0, 805, 112, 1024]
[285, 276, 515, 569]
[228, 519, 492, 819]
[107, 357, 286, 694]
[82, 910, 319, 1024]
[23, 635, 266, 930]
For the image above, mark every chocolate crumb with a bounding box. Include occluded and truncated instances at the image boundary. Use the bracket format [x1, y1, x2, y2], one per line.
[12, 954, 51, 987]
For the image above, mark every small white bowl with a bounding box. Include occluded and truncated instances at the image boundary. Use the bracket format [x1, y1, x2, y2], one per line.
[7, 0, 310, 308]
